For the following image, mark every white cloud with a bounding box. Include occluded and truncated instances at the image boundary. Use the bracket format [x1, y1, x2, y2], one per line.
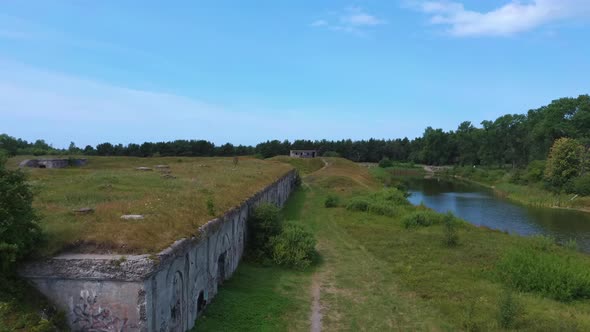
[311, 7, 386, 35]
[415, 0, 590, 37]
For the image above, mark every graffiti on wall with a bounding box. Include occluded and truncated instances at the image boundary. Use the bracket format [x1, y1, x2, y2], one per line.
[73, 290, 137, 332]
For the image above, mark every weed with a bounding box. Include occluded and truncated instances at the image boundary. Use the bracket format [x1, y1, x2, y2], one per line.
[497, 289, 522, 329]
[496, 247, 590, 301]
[324, 195, 340, 208]
[443, 212, 459, 247]
[402, 211, 441, 228]
[564, 239, 579, 252]
[206, 196, 216, 216]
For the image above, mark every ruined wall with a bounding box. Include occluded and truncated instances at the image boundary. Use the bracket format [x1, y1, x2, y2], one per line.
[19, 158, 88, 168]
[21, 169, 298, 332]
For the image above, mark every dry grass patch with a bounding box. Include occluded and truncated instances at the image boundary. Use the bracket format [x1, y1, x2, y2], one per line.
[9, 156, 292, 255]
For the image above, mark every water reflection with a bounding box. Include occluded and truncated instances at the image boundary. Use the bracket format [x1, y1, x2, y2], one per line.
[405, 177, 590, 253]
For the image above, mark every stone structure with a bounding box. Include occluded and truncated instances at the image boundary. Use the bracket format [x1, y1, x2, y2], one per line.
[290, 150, 318, 158]
[19, 158, 87, 169]
[21, 169, 298, 332]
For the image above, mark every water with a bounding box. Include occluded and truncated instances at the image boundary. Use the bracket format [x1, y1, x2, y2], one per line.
[405, 177, 590, 253]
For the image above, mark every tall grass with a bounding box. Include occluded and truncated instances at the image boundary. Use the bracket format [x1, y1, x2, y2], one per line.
[496, 247, 590, 301]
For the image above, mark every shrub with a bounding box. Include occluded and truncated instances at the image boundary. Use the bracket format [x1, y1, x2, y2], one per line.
[368, 203, 396, 217]
[324, 195, 340, 208]
[378, 157, 393, 168]
[374, 189, 410, 205]
[496, 247, 590, 301]
[271, 223, 316, 269]
[346, 198, 370, 212]
[248, 204, 283, 257]
[525, 160, 546, 183]
[0, 159, 43, 272]
[497, 290, 522, 329]
[402, 210, 442, 228]
[570, 175, 590, 196]
[544, 138, 584, 189]
[443, 212, 459, 247]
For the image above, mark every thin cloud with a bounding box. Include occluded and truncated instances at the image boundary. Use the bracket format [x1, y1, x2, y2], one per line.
[311, 7, 386, 35]
[414, 0, 590, 37]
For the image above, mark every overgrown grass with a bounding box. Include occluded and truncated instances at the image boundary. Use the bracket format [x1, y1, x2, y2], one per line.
[496, 246, 590, 301]
[267, 156, 325, 176]
[6, 156, 292, 255]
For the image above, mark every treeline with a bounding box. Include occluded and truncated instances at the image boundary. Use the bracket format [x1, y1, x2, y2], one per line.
[1, 95, 589, 166]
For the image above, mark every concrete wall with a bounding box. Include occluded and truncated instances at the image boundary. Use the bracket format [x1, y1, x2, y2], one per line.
[19, 158, 88, 168]
[21, 169, 298, 332]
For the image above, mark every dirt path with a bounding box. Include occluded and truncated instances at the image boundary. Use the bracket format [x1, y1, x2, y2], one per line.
[310, 272, 323, 332]
[307, 159, 328, 332]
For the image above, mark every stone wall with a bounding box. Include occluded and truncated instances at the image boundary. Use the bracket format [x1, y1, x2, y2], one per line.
[21, 169, 298, 332]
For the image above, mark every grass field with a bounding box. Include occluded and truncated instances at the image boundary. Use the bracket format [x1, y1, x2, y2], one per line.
[7, 156, 292, 255]
[196, 157, 590, 331]
[268, 156, 325, 176]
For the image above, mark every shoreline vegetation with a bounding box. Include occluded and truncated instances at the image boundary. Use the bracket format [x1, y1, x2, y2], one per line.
[436, 166, 590, 214]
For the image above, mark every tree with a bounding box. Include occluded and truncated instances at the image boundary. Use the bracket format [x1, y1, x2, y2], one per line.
[0, 157, 42, 271]
[544, 138, 584, 189]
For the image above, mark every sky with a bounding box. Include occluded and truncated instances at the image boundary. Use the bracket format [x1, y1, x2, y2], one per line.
[1, 0, 589, 148]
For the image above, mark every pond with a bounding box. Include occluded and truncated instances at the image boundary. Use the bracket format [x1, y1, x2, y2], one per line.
[405, 177, 590, 253]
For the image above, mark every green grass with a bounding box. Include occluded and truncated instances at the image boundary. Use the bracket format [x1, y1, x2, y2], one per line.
[193, 264, 312, 332]
[196, 157, 590, 331]
[6, 156, 292, 255]
[268, 156, 325, 175]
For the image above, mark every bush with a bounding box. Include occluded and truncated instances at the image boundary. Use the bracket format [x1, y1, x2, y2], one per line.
[497, 290, 522, 329]
[0, 159, 43, 272]
[402, 210, 442, 228]
[368, 203, 397, 217]
[346, 198, 370, 212]
[271, 223, 316, 269]
[324, 195, 340, 208]
[378, 157, 393, 168]
[443, 212, 459, 247]
[570, 175, 590, 196]
[248, 204, 283, 257]
[525, 160, 546, 183]
[496, 247, 590, 301]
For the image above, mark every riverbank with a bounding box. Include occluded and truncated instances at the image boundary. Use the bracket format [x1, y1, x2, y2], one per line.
[195, 157, 590, 330]
[439, 167, 590, 214]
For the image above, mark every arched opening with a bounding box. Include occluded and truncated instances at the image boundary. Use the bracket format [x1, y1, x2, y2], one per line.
[38, 164, 46, 168]
[197, 291, 206, 314]
[217, 252, 226, 286]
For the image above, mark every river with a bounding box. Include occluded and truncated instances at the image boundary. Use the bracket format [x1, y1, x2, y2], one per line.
[405, 177, 590, 253]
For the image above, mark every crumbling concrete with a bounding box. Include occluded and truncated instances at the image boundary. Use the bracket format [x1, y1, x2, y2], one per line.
[21, 169, 298, 332]
[19, 158, 87, 169]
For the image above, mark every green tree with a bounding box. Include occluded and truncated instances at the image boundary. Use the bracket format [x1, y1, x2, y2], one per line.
[544, 138, 584, 188]
[0, 157, 42, 272]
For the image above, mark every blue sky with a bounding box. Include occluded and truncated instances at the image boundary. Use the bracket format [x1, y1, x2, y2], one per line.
[1, 0, 589, 148]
